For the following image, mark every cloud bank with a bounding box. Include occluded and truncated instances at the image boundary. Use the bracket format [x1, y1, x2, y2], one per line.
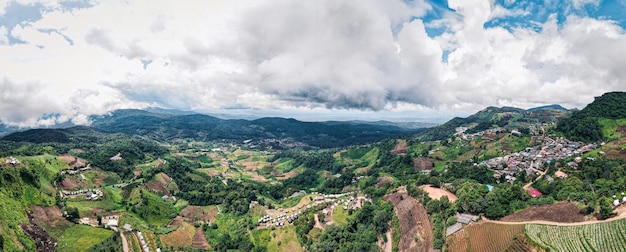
[0, 0, 625, 126]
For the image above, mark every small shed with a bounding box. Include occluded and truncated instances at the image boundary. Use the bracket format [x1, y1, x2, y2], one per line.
[528, 188, 542, 198]
[446, 223, 463, 236]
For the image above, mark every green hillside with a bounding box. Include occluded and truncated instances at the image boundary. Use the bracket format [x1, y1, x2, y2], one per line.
[557, 92, 626, 142]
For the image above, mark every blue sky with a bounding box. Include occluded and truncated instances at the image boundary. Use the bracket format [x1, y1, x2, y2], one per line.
[0, 0, 625, 126]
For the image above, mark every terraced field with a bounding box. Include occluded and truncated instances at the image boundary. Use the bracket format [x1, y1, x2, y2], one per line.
[526, 218, 626, 252]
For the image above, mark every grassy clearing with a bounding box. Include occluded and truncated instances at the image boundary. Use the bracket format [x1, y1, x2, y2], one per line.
[332, 206, 350, 226]
[56, 225, 115, 252]
[600, 118, 626, 140]
[266, 226, 303, 252]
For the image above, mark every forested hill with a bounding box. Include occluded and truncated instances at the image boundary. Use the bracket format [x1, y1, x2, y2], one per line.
[557, 91, 626, 142]
[416, 105, 569, 141]
[89, 109, 420, 148]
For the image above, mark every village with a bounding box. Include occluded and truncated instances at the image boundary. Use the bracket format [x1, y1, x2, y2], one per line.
[478, 135, 599, 184]
[257, 191, 371, 228]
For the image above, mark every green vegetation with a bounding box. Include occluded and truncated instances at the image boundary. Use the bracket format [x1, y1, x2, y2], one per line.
[526, 218, 626, 252]
[57, 225, 116, 252]
[558, 92, 626, 142]
[130, 189, 177, 227]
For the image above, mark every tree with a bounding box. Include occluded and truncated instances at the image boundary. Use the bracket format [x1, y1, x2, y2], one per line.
[599, 196, 614, 219]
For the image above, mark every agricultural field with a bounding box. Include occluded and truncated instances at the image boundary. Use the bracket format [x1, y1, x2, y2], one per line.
[383, 192, 433, 251]
[159, 221, 196, 249]
[526, 218, 626, 252]
[251, 226, 303, 252]
[56, 225, 116, 252]
[448, 222, 526, 252]
[500, 202, 586, 223]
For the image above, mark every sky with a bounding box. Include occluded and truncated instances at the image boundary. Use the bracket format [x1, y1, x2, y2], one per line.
[1, 0, 625, 127]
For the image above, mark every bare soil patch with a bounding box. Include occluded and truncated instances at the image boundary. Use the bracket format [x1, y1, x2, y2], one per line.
[22, 209, 56, 252]
[250, 174, 268, 182]
[192, 226, 210, 249]
[146, 173, 172, 195]
[168, 216, 185, 227]
[383, 192, 433, 252]
[500, 202, 585, 223]
[604, 126, 626, 161]
[160, 221, 195, 249]
[30, 205, 70, 228]
[392, 141, 408, 155]
[276, 170, 298, 180]
[180, 206, 218, 223]
[61, 177, 80, 190]
[413, 158, 435, 172]
[376, 177, 394, 189]
[57, 154, 87, 168]
[419, 185, 457, 202]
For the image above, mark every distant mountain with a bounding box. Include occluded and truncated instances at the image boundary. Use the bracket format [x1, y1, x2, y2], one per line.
[88, 109, 421, 148]
[557, 92, 626, 142]
[416, 105, 570, 141]
[527, 104, 568, 112]
[323, 120, 437, 130]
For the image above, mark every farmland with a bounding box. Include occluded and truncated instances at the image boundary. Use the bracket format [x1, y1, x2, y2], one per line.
[56, 225, 116, 252]
[526, 218, 626, 252]
[447, 222, 525, 252]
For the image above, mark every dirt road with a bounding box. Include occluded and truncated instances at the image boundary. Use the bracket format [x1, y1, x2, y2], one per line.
[313, 214, 325, 230]
[486, 210, 626, 227]
[120, 231, 129, 252]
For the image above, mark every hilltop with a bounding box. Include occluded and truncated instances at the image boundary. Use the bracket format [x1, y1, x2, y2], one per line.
[557, 91, 626, 142]
[415, 105, 569, 141]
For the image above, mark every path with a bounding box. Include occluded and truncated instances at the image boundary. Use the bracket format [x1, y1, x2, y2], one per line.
[120, 231, 129, 252]
[377, 227, 393, 252]
[485, 209, 626, 227]
[313, 214, 325, 230]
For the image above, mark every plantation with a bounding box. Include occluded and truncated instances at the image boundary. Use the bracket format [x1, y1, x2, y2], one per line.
[448, 222, 525, 252]
[526, 218, 626, 252]
[56, 225, 116, 252]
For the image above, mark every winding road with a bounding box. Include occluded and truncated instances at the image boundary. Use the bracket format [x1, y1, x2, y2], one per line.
[485, 207, 626, 227]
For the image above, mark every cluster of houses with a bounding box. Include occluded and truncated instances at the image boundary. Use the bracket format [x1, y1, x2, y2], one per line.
[110, 152, 123, 161]
[480, 137, 595, 183]
[4, 156, 20, 166]
[60, 166, 92, 175]
[63, 189, 103, 201]
[257, 192, 368, 228]
[446, 213, 479, 236]
[137, 231, 150, 252]
[613, 193, 626, 207]
[258, 212, 300, 227]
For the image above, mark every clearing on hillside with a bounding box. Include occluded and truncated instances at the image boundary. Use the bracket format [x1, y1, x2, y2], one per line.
[603, 125, 626, 161]
[383, 192, 433, 252]
[501, 202, 585, 223]
[57, 154, 87, 168]
[180, 205, 219, 223]
[419, 185, 457, 202]
[526, 218, 626, 252]
[461, 222, 526, 252]
[192, 226, 210, 249]
[160, 221, 196, 249]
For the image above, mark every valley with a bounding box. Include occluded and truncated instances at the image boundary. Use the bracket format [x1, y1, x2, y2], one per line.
[0, 92, 624, 251]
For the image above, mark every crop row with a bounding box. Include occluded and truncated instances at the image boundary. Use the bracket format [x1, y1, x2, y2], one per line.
[525, 218, 626, 252]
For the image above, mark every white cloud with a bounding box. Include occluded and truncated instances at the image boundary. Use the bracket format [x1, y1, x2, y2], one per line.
[0, 0, 624, 126]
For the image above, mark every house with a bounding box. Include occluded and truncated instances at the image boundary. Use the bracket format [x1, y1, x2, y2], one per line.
[446, 223, 463, 236]
[110, 153, 123, 161]
[528, 188, 542, 198]
[545, 175, 554, 183]
[555, 170, 568, 179]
